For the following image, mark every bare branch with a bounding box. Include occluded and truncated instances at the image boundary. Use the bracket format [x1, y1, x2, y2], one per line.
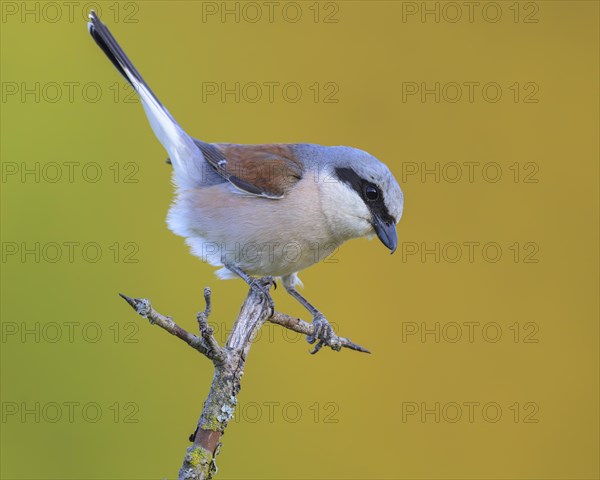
[119, 283, 369, 480]
[196, 288, 226, 365]
[118, 293, 224, 363]
[269, 312, 371, 354]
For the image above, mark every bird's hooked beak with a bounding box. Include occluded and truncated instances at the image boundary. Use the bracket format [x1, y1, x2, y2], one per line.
[372, 215, 398, 254]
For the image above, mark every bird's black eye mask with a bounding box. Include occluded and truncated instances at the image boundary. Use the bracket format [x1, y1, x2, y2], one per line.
[334, 167, 395, 224]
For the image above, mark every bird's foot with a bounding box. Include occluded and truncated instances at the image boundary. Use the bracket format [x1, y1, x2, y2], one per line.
[307, 313, 342, 354]
[249, 276, 276, 317]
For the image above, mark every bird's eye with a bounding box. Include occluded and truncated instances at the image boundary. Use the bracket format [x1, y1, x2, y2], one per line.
[365, 185, 379, 201]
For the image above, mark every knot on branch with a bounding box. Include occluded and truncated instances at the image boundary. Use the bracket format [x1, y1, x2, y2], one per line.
[135, 298, 151, 319]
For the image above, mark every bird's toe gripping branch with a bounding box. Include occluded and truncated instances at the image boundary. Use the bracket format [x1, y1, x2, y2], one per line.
[248, 276, 276, 317]
[307, 313, 342, 355]
[269, 312, 371, 354]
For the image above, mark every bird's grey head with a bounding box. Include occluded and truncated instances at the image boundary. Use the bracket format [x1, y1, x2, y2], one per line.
[300, 145, 404, 253]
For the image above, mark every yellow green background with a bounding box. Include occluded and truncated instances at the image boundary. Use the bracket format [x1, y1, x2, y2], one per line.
[1, 1, 598, 478]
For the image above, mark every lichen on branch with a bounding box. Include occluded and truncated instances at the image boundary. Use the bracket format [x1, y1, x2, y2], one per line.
[120, 282, 368, 479]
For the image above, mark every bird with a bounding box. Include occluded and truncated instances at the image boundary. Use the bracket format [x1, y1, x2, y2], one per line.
[87, 11, 404, 354]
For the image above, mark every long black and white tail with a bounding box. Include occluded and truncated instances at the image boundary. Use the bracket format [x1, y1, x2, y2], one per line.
[87, 11, 205, 188]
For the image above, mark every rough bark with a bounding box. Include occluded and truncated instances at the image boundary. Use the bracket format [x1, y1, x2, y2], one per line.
[119, 284, 368, 479]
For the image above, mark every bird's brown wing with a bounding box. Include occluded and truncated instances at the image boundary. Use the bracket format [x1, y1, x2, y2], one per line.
[198, 142, 304, 199]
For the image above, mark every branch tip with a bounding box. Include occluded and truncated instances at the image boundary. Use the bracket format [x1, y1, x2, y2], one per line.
[118, 292, 137, 309]
[201, 287, 212, 318]
[119, 293, 151, 318]
[344, 342, 371, 354]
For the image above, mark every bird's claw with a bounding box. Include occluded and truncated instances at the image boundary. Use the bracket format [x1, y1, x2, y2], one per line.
[250, 276, 276, 317]
[307, 313, 342, 354]
[261, 276, 277, 290]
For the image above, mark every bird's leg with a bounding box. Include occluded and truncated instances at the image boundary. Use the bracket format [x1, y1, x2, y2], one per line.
[282, 276, 341, 354]
[223, 262, 276, 316]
